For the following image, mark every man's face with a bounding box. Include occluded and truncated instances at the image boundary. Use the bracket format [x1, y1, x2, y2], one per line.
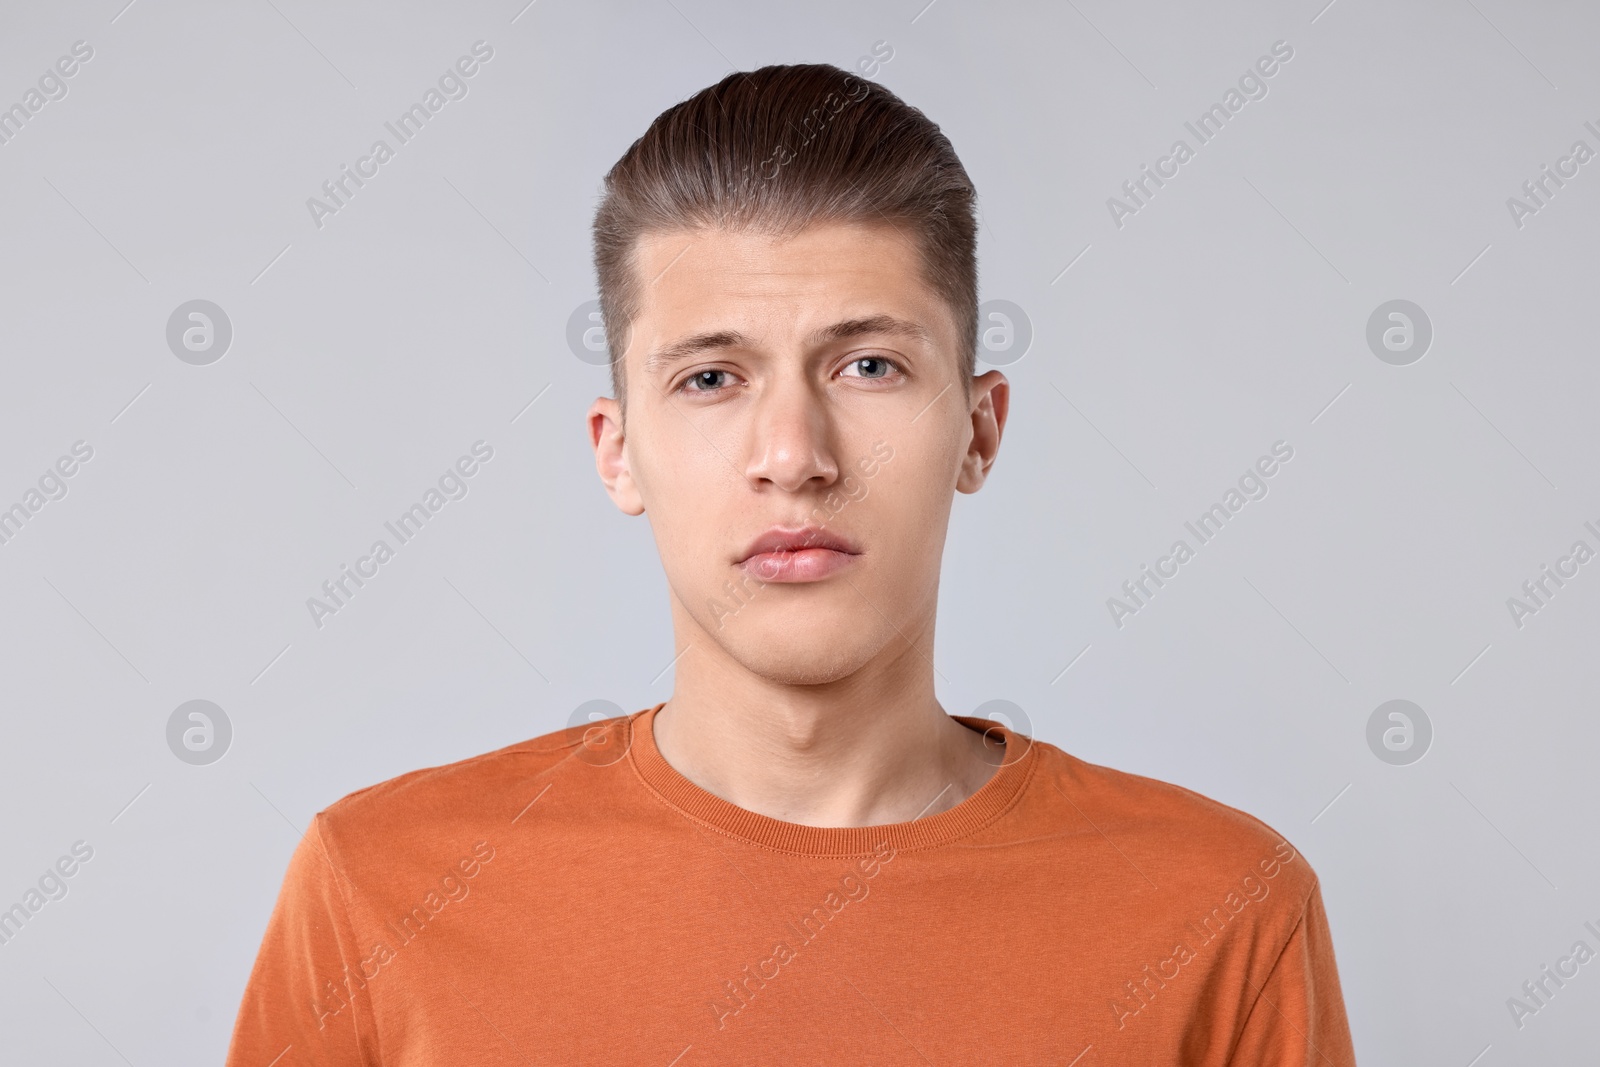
[588, 220, 1007, 687]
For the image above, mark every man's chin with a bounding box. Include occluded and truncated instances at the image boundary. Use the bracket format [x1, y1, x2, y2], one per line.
[714, 626, 883, 687]
[725, 649, 875, 687]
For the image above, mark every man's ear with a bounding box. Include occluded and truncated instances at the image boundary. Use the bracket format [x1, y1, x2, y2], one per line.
[588, 396, 645, 515]
[956, 370, 1008, 494]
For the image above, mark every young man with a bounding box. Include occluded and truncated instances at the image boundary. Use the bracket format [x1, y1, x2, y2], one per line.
[227, 64, 1357, 1064]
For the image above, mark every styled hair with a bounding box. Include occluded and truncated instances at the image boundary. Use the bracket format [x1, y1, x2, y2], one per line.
[592, 62, 978, 419]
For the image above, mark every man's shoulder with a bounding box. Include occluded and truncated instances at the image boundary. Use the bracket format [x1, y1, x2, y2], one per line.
[312, 712, 635, 855]
[1029, 739, 1320, 904]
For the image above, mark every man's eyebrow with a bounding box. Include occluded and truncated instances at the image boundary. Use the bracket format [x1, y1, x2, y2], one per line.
[643, 330, 749, 373]
[814, 314, 931, 347]
[643, 315, 932, 373]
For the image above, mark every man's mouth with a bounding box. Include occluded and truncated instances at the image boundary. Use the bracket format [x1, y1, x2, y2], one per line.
[737, 525, 862, 583]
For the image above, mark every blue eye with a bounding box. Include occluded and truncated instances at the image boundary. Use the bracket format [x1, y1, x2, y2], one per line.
[680, 369, 730, 393]
[845, 356, 899, 379]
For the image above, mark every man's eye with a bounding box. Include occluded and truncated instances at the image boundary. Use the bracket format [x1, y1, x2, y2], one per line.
[679, 369, 731, 393]
[843, 356, 900, 380]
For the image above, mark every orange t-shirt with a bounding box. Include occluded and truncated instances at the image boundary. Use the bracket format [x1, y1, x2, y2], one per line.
[226, 704, 1357, 1065]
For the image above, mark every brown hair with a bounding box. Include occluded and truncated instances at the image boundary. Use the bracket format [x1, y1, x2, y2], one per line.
[592, 62, 978, 420]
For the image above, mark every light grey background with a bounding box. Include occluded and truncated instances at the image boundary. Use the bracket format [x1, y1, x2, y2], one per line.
[1, 0, 1596, 1062]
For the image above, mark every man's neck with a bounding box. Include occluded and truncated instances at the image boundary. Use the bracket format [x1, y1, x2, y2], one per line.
[651, 643, 1003, 828]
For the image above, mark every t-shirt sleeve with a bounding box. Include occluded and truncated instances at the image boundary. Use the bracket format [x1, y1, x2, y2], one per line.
[1227, 878, 1358, 1067]
[225, 814, 377, 1067]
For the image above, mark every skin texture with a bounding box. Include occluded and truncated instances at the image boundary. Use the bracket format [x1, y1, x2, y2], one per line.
[588, 219, 1010, 828]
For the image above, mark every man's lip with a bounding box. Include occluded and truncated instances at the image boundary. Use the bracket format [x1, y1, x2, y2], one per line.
[737, 525, 861, 563]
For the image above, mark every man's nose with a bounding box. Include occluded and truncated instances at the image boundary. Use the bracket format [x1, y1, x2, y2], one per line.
[743, 377, 840, 492]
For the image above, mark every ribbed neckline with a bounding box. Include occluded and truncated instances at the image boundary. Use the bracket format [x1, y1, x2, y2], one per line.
[625, 701, 1038, 856]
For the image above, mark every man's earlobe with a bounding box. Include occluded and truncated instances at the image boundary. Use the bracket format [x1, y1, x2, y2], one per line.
[588, 396, 645, 516]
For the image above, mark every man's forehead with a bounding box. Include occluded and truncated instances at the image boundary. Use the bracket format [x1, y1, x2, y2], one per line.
[627, 222, 944, 341]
